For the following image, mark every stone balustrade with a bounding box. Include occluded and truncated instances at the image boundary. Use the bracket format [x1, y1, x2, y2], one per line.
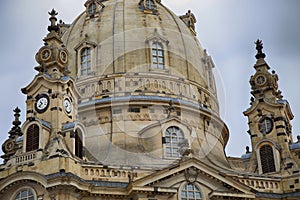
[239, 178, 281, 192]
[82, 166, 139, 181]
[15, 152, 37, 164]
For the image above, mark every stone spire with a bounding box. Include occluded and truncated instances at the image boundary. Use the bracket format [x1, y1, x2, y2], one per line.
[249, 40, 280, 100]
[35, 9, 70, 78]
[1, 108, 22, 163]
[255, 39, 266, 60]
[8, 107, 23, 139]
[47, 9, 59, 33]
[253, 39, 270, 70]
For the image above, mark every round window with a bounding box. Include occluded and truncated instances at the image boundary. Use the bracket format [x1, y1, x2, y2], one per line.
[145, 0, 155, 10]
[256, 75, 266, 85]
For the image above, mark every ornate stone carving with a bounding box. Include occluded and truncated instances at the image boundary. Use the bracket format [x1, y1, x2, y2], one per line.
[1, 108, 23, 163]
[184, 167, 198, 183]
[35, 9, 70, 78]
[178, 139, 193, 158]
[180, 10, 197, 35]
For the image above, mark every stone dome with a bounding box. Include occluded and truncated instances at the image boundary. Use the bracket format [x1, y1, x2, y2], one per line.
[60, 0, 229, 169]
[62, 0, 216, 98]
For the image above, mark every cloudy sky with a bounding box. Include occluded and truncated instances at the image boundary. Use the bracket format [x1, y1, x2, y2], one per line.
[0, 0, 299, 158]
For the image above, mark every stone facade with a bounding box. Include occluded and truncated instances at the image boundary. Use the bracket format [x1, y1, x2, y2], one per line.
[0, 1, 300, 200]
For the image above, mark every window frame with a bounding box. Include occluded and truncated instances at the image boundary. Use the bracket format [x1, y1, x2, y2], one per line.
[75, 128, 83, 159]
[255, 140, 280, 174]
[151, 42, 165, 70]
[146, 38, 169, 72]
[179, 182, 203, 200]
[13, 187, 36, 200]
[80, 47, 92, 76]
[75, 41, 97, 79]
[259, 144, 276, 174]
[164, 126, 185, 158]
[144, 0, 155, 10]
[25, 124, 40, 152]
[140, 0, 157, 14]
[88, 3, 97, 15]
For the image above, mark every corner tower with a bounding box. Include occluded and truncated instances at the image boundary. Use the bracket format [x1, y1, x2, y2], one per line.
[13, 10, 84, 163]
[244, 40, 298, 174]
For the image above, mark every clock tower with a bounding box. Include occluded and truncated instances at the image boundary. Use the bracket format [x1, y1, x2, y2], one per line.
[243, 40, 298, 174]
[20, 10, 84, 160]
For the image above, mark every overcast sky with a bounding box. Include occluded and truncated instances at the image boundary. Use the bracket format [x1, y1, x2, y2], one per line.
[0, 0, 299, 158]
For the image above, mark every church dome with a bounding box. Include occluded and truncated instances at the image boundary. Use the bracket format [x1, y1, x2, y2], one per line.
[62, 0, 216, 98]
[60, 0, 229, 168]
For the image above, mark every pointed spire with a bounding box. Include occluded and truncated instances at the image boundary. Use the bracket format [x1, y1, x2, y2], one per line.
[8, 107, 23, 139]
[34, 9, 70, 77]
[48, 9, 59, 33]
[255, 39, 266, 59]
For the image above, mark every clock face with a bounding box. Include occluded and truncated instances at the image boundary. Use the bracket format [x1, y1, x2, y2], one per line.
[41, 48, 51, 61]
[256, 75, 266, 85]
[3, 140, 15, 153]
[64, 98, 72, 114]
[259, 117, 273, 134]
[35, 95, 49, 113]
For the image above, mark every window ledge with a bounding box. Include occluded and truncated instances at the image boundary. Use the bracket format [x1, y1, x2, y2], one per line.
[150, 68, 169, 74]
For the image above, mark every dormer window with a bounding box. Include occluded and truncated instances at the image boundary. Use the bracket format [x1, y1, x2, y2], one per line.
[145, 0, 155, 10]
[75, 39, 97, 78]
[146, 30, 169, 72]
[152, 42, 165, 69]
[88, 3, 97, 15]
[85, 0, 105, 19]
[81, 47, 92, 76]
[139, 0, 157, 14]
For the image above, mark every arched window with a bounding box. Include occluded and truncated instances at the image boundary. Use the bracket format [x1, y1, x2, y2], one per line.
[181, 183, 202, 200]
[80, 47, 92, 76]
[145, 0, 155, 10]
[26, 124, 39, 152]
[152, 42, 165, 69]
[88, 3, 97, 15]
[260, 145, 276, 173]
[165, 126, 184, 157]
[15, 188, 35, 200]
[75, 129, 83, 159]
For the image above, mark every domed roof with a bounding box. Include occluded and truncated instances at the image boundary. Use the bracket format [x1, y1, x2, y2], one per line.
[62, 0, 215, 96]
[58, 0, 229, 168]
